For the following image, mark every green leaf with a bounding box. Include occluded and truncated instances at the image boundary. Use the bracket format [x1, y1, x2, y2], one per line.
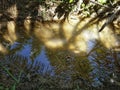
[98, 0, 107, 4]
[81, 3, 85, 8]
[5, 88, 9, 90]
[10, 84, 16, 90]
[69, 0, 73, 3]
[0, 86, 4, 90]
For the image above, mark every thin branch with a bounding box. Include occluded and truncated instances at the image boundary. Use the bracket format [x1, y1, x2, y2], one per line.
[2, 65, 18, 82]
[99, 6, 120, 32]
[90, 0, 111, 9]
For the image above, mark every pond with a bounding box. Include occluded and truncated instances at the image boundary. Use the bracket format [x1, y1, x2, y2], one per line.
[0, 19, 120, 89]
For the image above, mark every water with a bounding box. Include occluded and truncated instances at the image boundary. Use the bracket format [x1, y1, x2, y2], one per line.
[0, 36, 118, 87]
[0, 20, 120, 89]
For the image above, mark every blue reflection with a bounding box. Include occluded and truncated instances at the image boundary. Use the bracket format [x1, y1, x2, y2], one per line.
[10, 39, 54, 75]
[33, 47, 54, 75]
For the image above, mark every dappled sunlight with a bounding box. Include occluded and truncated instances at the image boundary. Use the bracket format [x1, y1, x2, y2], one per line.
[7, 21, 17, 43]
[0, 0, 120, 89]
[0, 44, 8, 54]
[3, 34, 14, 43]
[62, 14, 80, 40]
[44, 39, 66, 49]
[6, 4, 18, 19]
[99, 27, 118, 49]
[24, 19, 31, 34]
[68, 39, 88, 55]
[34, 26, 56, 42]
[33, 14, 120, 55]
[0, 13, 120, 55]
[0, 3, 18, 54]
[68, 29, 99, 55]
[33, 21, 63, 47]
[2, 21, 17, 44]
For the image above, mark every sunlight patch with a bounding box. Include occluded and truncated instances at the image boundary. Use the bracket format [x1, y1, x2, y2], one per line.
[44, 39, 66, 48]
[0, 44, 8, 54]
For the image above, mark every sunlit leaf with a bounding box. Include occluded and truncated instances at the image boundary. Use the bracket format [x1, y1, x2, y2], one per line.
[98, 0, 107, 4]
[69, 0, 73, 3]
[81, 3, 85, 8]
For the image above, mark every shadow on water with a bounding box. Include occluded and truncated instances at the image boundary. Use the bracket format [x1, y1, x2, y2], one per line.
[0, 13, 120, 89]
[0, 32, 120, 89]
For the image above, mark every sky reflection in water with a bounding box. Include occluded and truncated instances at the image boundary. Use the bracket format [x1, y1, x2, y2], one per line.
[10, 40, 54, 75]
[5, 37, 117, 87]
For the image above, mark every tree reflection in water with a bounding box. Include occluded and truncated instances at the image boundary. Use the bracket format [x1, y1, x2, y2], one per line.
[0, 35, 120, 89]
[0, 15, 120, 89]
[0, 0, 120, 89]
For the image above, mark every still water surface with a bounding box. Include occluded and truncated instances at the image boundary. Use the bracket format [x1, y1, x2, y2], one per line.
[0, 19, 120, 89]
[0, 35, 119, 88]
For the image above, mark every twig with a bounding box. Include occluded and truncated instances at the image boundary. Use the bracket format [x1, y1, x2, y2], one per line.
[99, 6, 120, 32]
[0, 64, 18, 82]
[90, 0, 111, 9]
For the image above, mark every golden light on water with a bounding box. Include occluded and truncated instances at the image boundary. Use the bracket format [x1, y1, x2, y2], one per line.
[44, 39, 66, 49]
[0, 44, 7, 54]
[7, 21, 17, 43]
[0, 14, 120, 55]
[99, 25, 119, 49]
[6, 4, 18, 19]
[32, 15, 120, 55]
[24, 18, 31, 34]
